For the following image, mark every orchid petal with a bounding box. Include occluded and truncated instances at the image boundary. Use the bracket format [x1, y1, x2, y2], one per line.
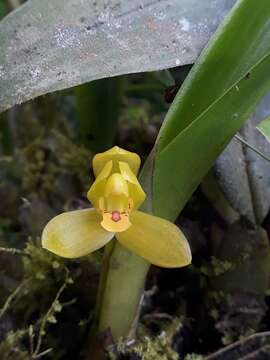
[116, 211, 192, 268]
[119, 161, 146, 209]
[42, 208, 114, 258]
[87, 160, 113, 208]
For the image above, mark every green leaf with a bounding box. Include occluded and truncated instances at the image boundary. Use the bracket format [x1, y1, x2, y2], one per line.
[157, 0, 270, 151]
[0, 0, 235, 113]
[257, 115, 270, 142]
[152, 0, 270, 220]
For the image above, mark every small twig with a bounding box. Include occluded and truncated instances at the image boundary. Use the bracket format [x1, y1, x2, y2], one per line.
[235, 134, 270, 162]
[143, 312, 174, 323]
[61, 298, 77, 307]
[33, 348, 53, 359]
[0, 247, 24, 255]
[144, 285, 158, 297]
[0, 280, 27, 320]
[29, 325, 34, 356]
[33, 269, 70, 357]
[206, 331, 270, 359]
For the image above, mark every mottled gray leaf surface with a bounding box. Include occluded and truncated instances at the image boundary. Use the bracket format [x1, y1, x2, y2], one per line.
[242, 93, 270, 224]
[214, 138, 255, 224]
[215, 92, 270, 225]
[0, 0, 236, 112]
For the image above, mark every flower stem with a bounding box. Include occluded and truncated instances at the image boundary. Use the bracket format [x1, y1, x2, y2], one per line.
[87, 155, 154, 357]
[97, 243, 149, 339]
[86, 243, 149, 360]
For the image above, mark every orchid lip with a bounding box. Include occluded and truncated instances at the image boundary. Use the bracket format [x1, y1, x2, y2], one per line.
[112, 211, 121, 222]
[101, 210, 131, 232]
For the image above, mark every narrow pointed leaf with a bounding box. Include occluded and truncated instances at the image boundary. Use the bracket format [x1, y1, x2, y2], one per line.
[152, 0, 270, 220]
[157, 0, 270, 151]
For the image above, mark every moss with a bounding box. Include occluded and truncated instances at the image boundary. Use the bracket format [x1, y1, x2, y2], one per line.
[108, 319, 181, 360]
[200, 257, 234, 277]
[21, 130, 92, 198]
[0, 239, 75, 359]
[0, 329, 29, 360]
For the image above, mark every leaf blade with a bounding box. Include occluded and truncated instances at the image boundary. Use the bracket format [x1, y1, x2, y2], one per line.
[0, 0, 236, 112]
[154, 52, 270, 219]
[157, 0, 270, 151]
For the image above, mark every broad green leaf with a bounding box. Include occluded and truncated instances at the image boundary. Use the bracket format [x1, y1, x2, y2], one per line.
[0, 0, 236, 113]
[152, 0, 270, 220]
[257, 115, 270, 142]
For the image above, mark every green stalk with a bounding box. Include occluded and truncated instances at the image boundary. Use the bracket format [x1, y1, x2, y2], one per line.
[75, 76, 124, 152]
[97, 244, 149, 339]
[86, 244, 149, 359]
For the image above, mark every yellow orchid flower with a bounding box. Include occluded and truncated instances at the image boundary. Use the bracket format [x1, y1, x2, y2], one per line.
[42, 146, 192, 268]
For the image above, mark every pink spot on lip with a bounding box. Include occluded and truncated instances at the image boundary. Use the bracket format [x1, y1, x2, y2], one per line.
[112, 211, 121, 222]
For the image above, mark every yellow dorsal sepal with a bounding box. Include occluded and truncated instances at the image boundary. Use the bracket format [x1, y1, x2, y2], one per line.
[93, 146, 141, 177]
